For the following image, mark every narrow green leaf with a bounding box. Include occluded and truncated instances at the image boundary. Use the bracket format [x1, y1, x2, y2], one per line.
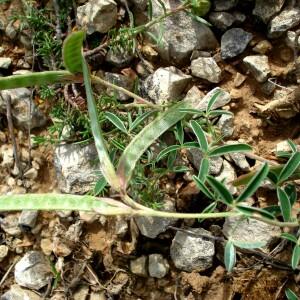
[285, 288, 299, 300]
[179, 108, 205, 115]
[287, 139, 298, 153]
[63, 31, 85, 74]
[278, 152, 300, 183]
[147, 0, 153, 20]
[105, 112, 127, 134]
[224, 241, 236, 272]
[129, 111, 153, 132]
[277, 187, 291, 222]
[292, 245, 300, 269]
[82, 56, 120, 191]
[198, 202, 217, 223]
[171, 166, 190, 173]
[175, 121, 184, 145]
[281, 233, 298, 244]
[208, 110, 233, 117]
[207, 90, 222, 113]
[236, 163, 269, 203]
[209, 144, 252, 157]
[236, 204, 275, 220]
[156, 145, 181, 162]
[190, 120, 208, 152]
[182, 142, 200, 148]
[285, 184, 297, 206]
[117, 101, 190, 190]
[193, 175, 214, 199]
[207, 175, 233, 205]
[198, 157, 209, 181]
[94, 177, 107, 196]
[232, 240, 267, 249]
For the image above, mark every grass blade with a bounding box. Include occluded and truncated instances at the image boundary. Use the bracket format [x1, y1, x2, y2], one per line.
[117, 101, 190, 190]
[105, 112, 127, 134]
[224, 241, 236, 272]
[278, 152, 300, 183]
[193, 175, 214, 199]
[209, 144, 252, 157]
[156, 145, 181, 161]
[285, 288, 299, 300]
[236, 163, 269, 203]
[190, 120, 208, 152]
[277, 187, 291, 222]
[292, 245, 300, 269]
[207, 175, 233, 205]
[129, 111, 153, 132]
[287, 139, 298, 153]
[281, 233, 298, 244]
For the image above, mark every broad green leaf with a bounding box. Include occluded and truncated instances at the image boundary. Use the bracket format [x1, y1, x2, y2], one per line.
[193, 175, 214, 199]
[105, 112, 127, 134]
[117, 100, 190, 190]
[0, 71, 76, 90]
[285, 288, 299, 300]
[277, 187, 291, 222]
[232, 240, 267, 249]
[63, 31, 85, 74]
[285, 184, 297, 206]
[287, 139, 298, 153]
[278, 152, 300, 183]
[281, 233, 298, 244]
[82, 56, 121, 191]
[207, 175, 233, 205]
[236, 163, 269, 203]
[190, 120, 208, 152]
[209, 144, 252, 157]
[156, 145, 181, 162]
[236, 204, 275, 220]
[207, 90, 222, 113]
[198, 157, 209, 181]
[292, 245, 300, 269]
[129, 111, 153, 132]
[224, 241, 236, 272]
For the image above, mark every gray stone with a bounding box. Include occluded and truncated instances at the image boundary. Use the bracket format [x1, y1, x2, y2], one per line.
[0, 57, 11, 69]
[148, 254, 169, 278]
[129, 0, 148, 10]
[223, 217, 281, 248]
[0, 88, 48, 129]
[143, 66, 191, 104]
[268, 7, 300, 38]
[23, 168, 38, 180]
[1, 145, 14, 168]
[14, 251, 52, 290]
[73, 285, 89, 300]
[77, 0, 118, 34]
[253, 0, 285, 23]
[105, 48, 134, 67]
[221, 28, 253, 60]
[0, 245, 8, 262]
[229, 152, 250, 171]
[135, 200, 177, 238]
[1, 284, 42, 300]
[170, 228, 215, 272]
[243, 55, 271, 82]
[215, 160, 236, 194]
[79, 211, 99, 223]
[115, 216, 128, 237]
[130, 256, 147, 276]
[191, 57, 222, 83]
[188, 148, 223, 175]
[232, 11, 246, 24]
[213, 0, 237, 11]
[286, 31, 300, 49]
[149, 0, 218, 65]
[54, 143, 101, 194]
[217, 113, 234, 138]
[0, 214, 22, 236]
[5, 21, 17, 40]
[18, 210, 38, 230]
[260, 80, 276, 95]
[209, 12, 235, 31]
[104, 72, 134, 101]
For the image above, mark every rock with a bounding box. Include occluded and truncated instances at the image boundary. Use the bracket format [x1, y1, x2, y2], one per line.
[143, 66, 191, 104]
[253, 40, 273, 54]
[243, 55, 271, 82]
[286, 31, 300, 49]
[129, 0, 148, 10]
[135, 200, 177, 238]
[191, 57, 222, 83]
[274, 140, 300, 152]
[217, 113, 234, 138]
[14, 251, 52, 290]
[1, 284, 43, 300]
[188, 148, 223, 175]
[233, 72, 247, 87]
[23, 168, 38, 180]
[40, 238, 53, 256]
[0, 145, 14, 168]
[215, 160, 236, 194]
[221, 28, 253, 60]
[148, 254, 169, 278]
[54, 143, 101, 194]
[0, 245, 9, 262]
[170, 228, 215, 272]
[105, 48, 134, 67]
[0, 214, 22, 236]
[130, 256, 147, 277]
[0, 57, 11, 69]
[268, 7, 300, 38]
[104, 72, 134, 101]
[73, 285, 89, 300]
[229, 152, 250, 171]
[5, 21, 18, 40]
[223, 217, 281, 248]
[0, 88, 47, 129]
[90, 291, 106, 300]
[77, 0, 118, 34]
[115, 216, 128, 237]
[148, 0, 218, 65]
[213, 0, 237, 11]
[232, 11, 246, 24]
[253, 0, 285, 23]
[208, 12, 235, 31]
[79, 211, 99, 223]
[260, 80, 276, 95]
[18, 210, 38, 230]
